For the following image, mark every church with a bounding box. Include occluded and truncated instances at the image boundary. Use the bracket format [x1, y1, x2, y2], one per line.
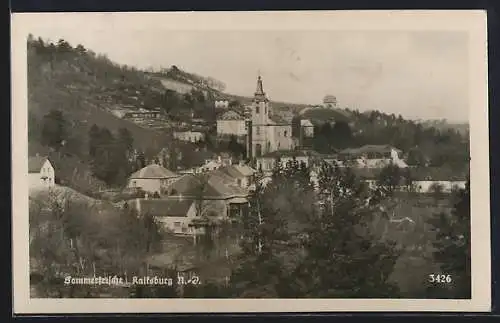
[247, 75, 295, 158]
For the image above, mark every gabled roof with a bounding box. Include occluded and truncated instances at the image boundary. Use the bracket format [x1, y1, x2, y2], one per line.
[165, 173, 248, 199]
[28, 156, 50, 173]
[130, 164, 178, 179]
[137, 198, 193, 217]
[231, 164, 256, 177]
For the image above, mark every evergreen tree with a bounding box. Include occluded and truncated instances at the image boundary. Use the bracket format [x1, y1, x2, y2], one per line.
[117, 127, 134, 152]
[88, 124, 100, 157]
[41, 109, 68, 150]
[377, 163, 402, 197]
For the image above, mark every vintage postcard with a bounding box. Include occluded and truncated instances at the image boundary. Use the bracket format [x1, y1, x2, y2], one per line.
[12, 10, 490, 313]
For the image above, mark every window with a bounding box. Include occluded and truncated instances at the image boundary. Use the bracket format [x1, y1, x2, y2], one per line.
[237, 179, 242, 186]
[256, 127, 260, 135]
[284, 131, 287, 137]
[256, 106, 260, 114]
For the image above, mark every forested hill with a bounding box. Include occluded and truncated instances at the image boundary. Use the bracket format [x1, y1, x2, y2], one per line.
[309, 108, 469, 175]
[27, 36, 220, 193]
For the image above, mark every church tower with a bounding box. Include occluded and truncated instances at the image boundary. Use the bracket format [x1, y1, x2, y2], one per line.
[251, 75, 271, 157]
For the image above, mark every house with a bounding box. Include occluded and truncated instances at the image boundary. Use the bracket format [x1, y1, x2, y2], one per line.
[410, 167, 468, 193]
[216, 110, 248, 137]
[28, 155, 55, 189]
[128, 164, 180, 195]
[300, 119, 315, 137]
[215, 99, 230, 109]
[323, 95, 338, 109]
[163, 173, 250, 221]
[214, 163, 257, 188]
[198, 154, 233, 172]
[134, 198, 198, 235]
[349, 166, 467, 193]
[248, 75, 295, 158]
[256, 149, 323, 173]
[173, 131, 205, 143]
[338, 145, 408, 168]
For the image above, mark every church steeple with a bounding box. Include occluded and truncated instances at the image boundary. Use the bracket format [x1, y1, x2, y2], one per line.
[254, 74, 266, 101]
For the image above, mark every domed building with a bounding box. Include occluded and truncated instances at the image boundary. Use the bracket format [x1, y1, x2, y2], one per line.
[323, 95, 337, 108]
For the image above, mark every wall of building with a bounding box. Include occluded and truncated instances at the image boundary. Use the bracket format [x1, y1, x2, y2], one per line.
[155, 204, 197, 235]
[29, 161, 55, 189]
[272, 125, 294, 151]
[414, 180, 467, 193]
[173, 131, 205, 143]
[128, 178, 162, 194]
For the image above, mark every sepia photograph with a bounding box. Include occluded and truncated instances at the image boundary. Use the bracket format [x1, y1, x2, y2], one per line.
[12, 11, 490, 313]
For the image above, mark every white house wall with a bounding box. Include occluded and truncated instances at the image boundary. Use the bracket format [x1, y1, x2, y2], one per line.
[29, 160, 55, 189]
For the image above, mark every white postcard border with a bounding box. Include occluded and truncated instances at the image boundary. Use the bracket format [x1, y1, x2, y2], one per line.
[11, 10, 490, 313]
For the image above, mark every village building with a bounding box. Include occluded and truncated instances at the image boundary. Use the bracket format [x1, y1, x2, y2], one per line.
[161, 173, 250, 225]
[338, 145, 408, 168]
[248, 75, 295, 158]
[134, 198, 198, 235]
[352, 167, 467, 193]
[323, 94, 338, 109]
[173, 131, 205, 143]
[216, 110, 248, 137]
[28, 155, 55, 189]
[128, 164, 180, 195]
[198, 154, 234, 173]
[212, 163, 257, 189]
[300, 119, 315, 137]
[215, 99, 230, 109]
[255, 149, 323, 173]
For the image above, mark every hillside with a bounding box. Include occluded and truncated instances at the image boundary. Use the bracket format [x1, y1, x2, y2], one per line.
[27, 37, 171, 152]
[27, 36, 230, 192]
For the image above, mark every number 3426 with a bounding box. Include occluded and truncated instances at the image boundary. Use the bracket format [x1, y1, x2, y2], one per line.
[429, 274, 452, 283]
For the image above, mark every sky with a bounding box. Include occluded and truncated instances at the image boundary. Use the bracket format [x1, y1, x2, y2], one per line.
[25, 14, 470, 122]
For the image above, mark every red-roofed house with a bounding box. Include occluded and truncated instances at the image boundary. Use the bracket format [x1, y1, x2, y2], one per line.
[28, 155, 55, 189]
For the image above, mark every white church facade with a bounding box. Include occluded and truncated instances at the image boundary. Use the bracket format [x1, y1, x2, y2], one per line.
[249, 75, 295, 158]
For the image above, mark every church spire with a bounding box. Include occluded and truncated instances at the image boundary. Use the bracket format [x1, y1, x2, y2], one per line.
[254, 74, 266, 101]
